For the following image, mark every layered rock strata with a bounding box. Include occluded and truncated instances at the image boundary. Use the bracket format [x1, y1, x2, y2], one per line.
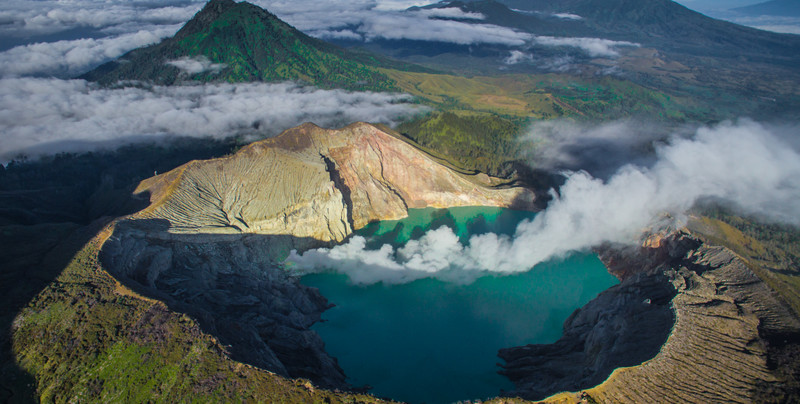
[498, 231, 800, 403]
[101, 122, 534, 389]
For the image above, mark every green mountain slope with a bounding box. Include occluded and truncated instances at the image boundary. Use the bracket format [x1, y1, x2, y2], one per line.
[82, 0, 398, 91]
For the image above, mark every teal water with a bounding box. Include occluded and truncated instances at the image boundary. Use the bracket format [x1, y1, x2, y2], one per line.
[301, 207, 618, 404]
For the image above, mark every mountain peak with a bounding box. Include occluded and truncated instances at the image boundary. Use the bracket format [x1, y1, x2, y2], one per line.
[174, 0, 238, 40]
[81, 0, 398, 91]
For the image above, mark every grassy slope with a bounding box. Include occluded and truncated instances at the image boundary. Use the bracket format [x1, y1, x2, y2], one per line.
[11, 232, 393, 404]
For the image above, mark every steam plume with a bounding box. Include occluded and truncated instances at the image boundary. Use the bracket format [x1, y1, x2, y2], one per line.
[287, 119, 800, 284]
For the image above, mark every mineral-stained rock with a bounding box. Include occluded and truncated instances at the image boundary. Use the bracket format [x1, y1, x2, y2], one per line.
[498, 231, 800, 403]
[101, 121, 534, 389]
[133, 121, 534, 242]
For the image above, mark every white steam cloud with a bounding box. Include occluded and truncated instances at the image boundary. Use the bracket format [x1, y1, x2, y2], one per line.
[288, 120, 800, 285]
[0, 78, 422, 162]
[166, 56, 228, 74]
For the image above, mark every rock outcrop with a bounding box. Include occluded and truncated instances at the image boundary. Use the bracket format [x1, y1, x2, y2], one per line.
[101, 122, 534, 389]
[498, 230, 800, 403]
[134, 122, 533, 242]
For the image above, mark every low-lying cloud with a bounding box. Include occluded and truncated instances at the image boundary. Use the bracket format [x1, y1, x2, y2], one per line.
[504, 50, 533, 65]
[287, 119, 800, 285]
[0, 0, 200, 44]
[510, 9, 583, 20]
[166, 56, 228, 74]
[532, 36, 639, 57]
[0, 25, 179, 77]
[360, 14, 531, 45]
[0, 78, 422, 162]
[260, 0, 531, 46]
[412, 8, 486, 21]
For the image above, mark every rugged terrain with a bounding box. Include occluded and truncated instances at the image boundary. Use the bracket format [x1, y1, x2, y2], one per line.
[3, 0, 800, 402]
[96, 121, 534, 390]
[498, 222, 800, 403]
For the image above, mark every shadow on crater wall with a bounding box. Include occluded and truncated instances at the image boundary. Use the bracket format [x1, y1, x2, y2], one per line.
[100, 218, 348, 389]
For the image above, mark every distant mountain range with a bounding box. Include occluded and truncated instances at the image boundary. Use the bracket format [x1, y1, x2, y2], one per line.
[733, 0, 800, 17]
[82, 0, 412, 91]
[431, 0, 800, 63]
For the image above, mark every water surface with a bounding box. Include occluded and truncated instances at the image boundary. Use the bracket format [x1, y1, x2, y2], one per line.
[301, 207, 618, 404]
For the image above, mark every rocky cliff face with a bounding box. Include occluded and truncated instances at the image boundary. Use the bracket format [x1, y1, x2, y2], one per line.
[498, 230, 800, 403]
[100, 122, 534, 389]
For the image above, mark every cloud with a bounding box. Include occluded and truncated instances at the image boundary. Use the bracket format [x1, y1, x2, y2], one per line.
[503, 50, 533, 65]
[532, 36, 640, 57]
[360, 14, 531, 45]
[0, 78, 423, 161]
[0, 0, 200, 42]
[259, 0, 531, 46]
[287, 119, 800, 284]
[553, 13, 583, 20]
[510, 9, 583, 20]
[0, 25, 180, 77]
[166, 56, 227, 74]
[412, 8, 486, 21]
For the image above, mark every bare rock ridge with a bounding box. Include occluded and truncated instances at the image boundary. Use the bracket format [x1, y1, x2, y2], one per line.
[499, 230, 800, 403]
[133, 121, 533, 243]
[101, 121, 534, 389]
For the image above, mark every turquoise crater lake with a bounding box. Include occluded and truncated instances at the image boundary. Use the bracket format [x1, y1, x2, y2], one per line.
[300, 207, 618, 404]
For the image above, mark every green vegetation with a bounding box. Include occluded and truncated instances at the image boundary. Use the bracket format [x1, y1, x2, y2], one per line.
[83, 0, 397, 92]
[397, 111, 525, 176]
[536, 76, 707, 121]
[10, 239, 393, 403]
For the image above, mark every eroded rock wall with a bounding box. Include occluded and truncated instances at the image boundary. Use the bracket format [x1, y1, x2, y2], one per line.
[499, 232, 800, 403]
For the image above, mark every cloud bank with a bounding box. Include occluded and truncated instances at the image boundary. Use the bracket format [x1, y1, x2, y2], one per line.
[0, 26, 180, 77]
[288, 120, 800, 284]
[0, 78, 421, 161]
[0, 0, 201, 39]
